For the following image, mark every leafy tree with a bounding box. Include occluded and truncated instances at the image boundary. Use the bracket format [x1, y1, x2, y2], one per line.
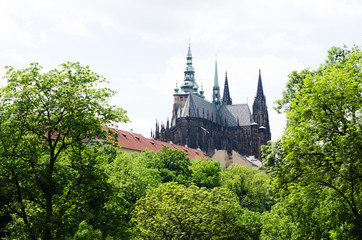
[263, 45, 362, 239]
[221, 165, 272, 212]
[104, 151, 162, 237]
[133, 182, 251, 239]
[261, 184, 332, 240]
[189, 158, 221, 189]
[72, 221, 102, 240]
[143, 146, 192, 185]
[0, 62, 128, 239]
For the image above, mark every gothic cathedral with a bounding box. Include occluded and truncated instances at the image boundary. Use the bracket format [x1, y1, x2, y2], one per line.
[153, 44, 271, 159]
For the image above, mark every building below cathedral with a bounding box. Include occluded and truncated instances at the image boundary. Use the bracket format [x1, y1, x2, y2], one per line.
[152, 44, 271, 160]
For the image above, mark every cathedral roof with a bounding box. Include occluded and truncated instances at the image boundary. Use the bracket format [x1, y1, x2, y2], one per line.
[181, 93, 252, 127]
[182, 93, 219, 123]
[219, 104, 253, 127]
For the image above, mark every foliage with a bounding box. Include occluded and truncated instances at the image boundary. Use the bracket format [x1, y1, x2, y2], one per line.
[104, 151, 162, 237]
[221, 165, 272, 212]
[261, 183, 362, 240]
[239, 208, 262, 240]
[0, 62, 128, 239]
[261, 184, 327, 240]
[143, 146, 192, 185]
[72, 221, 102, 240]
[189, 158, 221, 189]
[263, 45, 362, 239]
[133, 182, 251, 239]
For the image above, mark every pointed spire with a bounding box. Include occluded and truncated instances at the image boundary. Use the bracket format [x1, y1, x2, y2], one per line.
[212, 60, 221, 109]
[179, 42, 199, 95]
[213, 60, 219, 88]
[155, 120, 160, 139]
[222, 71, 232, 105]
[252, 68, 270, 140]
[186, 43, 193, 68]
[256, 69, 265, 98]
[187, 41, 192, 58]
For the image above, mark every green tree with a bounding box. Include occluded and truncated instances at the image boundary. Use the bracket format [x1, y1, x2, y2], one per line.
[72, 221, 102, 240]
[189, 158, 221, 189]
[0, 62, 128, 239]
[143, 146, 192, 185]
[261, 184, 333, 240]
[263, 46, 362, 239]
[221, 165, 272, 212]
[104, 151, 162, 237]
[133, 182, 250, 240]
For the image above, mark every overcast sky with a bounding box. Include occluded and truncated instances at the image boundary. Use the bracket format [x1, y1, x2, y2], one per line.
[1, 0, 361, 141]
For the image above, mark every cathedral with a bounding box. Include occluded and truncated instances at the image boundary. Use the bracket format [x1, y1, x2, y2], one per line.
[153, 44, 271, 159]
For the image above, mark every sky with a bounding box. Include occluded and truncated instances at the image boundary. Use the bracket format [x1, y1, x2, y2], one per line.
[0, 0, 361, 141]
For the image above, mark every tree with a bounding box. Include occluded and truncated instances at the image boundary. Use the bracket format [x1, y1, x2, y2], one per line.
[189, 158, 221, 189]
[72, 221, 102, 240]
[221, 165, 272, 212]
[104, 151, 162, 238]
[143, 146, 192, 185]
[263, 46, 362, 239]
[0, 62, 128, 239]
[261, 184, 334, 240]
[133, 182, 250, 240]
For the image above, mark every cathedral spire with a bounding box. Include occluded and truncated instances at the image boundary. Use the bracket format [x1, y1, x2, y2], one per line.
[179, 43, 199, 94]
[212, 60, 221, 109]
[256, 69, 265, 99]
[253, 69, 271, 140]
[222, 71, 232, 105]
[187, 42, 192, 58]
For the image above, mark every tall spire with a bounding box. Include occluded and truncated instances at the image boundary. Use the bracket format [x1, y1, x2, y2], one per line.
[187, 42, 192, 58]
[253, 69, 271, 140]
[222, 71, 232, 105]
[212, 60, 220, 109]
[256, 69, 265, 98]
[179, 42, 200, 95]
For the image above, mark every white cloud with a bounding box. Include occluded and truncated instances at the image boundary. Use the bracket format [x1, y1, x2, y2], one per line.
[0, 16, 34, 47]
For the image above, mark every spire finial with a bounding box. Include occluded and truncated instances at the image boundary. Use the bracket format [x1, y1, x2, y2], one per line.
[188, 38, 191, 45]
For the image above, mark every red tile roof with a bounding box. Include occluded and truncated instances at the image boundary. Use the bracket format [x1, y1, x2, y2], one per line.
[111, 128, 207, 159]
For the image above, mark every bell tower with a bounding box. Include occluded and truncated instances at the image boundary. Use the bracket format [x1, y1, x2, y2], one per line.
[252, 69, 271, 141]
[172, 43, 204, 120]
